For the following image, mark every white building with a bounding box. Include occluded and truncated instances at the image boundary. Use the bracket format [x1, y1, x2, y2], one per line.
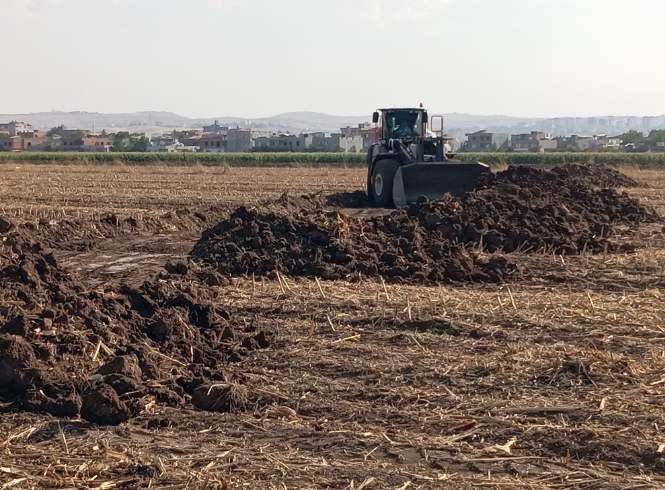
[339, 136, 364, 153]
[0, 121, 33, 136]
[147, 138, 198, 153]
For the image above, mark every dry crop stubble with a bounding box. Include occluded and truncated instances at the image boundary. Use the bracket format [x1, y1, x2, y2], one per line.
[0, 163, 665, 489]
[2, 276, 665, 489]
[0, 164, 366, 219]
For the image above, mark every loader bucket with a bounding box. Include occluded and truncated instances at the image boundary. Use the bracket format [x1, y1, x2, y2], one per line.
[392, 162, 490, 207]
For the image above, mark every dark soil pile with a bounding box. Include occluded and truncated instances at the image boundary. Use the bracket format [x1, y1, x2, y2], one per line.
[549, 162, 641, 188]
[0, 228, 272, 424]
[414, 165, 656, 255]
[191, 165, 657, 285]
[192, 205, 515, 283]
[481, 164, 641, 190]
[320, 163, 641, 210]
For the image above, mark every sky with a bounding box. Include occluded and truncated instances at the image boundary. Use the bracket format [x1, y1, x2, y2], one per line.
[1, 0, 664, 118]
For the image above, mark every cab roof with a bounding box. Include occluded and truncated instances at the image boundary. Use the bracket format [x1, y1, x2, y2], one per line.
[376, 108, 427, 112]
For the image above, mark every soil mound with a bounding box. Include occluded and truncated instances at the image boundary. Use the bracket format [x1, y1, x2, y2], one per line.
[192, 205, 515, 283]
[483, 163, 640, 190]
[551, 163, 640, 188]
[420, 165, 656, 255]
[0, 229, 272, 424]
[191, 165, 657, 285]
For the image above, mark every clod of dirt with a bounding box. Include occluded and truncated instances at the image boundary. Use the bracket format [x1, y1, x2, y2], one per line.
[4, 315, 30, 336]
[241, 330, 275, 350]
[0, 216, 15, 233]
[145, 317, 173, 343]
[219, 327, 235, 341]
[0, 334, 46, 395]
[104, 374, 144, 396]
[121, 287, 158, 318]
[80, 384, 131, 426]
[40, 308, 57, 319]
[96, 355, 143, 381]
[200, 272, 230, 287]
[165, 261, 189, 275]
[191, 383, 248, 413]
[23, 389, 81, 418]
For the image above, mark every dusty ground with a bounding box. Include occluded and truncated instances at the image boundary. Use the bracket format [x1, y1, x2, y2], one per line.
[1, 164, 665, 489]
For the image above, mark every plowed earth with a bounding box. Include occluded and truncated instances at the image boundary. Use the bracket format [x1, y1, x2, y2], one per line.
[192, 165, 656, 284]
[0, 163, 664, 490]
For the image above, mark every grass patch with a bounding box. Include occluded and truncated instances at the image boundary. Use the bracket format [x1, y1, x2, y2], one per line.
[2, 151, 665, 167]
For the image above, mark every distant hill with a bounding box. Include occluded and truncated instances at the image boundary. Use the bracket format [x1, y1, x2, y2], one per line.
[0, 111, 371, 135]
[188, 112, 373, 134]
[0, 111, 193, 134]
[0, 110, 539, 135]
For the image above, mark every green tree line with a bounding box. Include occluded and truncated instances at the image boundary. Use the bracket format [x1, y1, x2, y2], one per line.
[619, 129, 665, 145]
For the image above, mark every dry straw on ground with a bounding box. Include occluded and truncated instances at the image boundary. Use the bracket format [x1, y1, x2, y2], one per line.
[1, 163, 664, 489]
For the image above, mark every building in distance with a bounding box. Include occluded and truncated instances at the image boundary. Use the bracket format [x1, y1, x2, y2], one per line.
[464, 130, 510, 151]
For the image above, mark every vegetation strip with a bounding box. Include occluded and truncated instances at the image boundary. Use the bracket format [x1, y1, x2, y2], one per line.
[2, 151, 665, 166]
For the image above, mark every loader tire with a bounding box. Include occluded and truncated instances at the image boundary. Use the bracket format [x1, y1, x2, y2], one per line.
[370, 160, 399, 207]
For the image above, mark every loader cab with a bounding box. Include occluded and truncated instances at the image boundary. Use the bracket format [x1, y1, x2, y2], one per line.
[373, 108, 427, 141]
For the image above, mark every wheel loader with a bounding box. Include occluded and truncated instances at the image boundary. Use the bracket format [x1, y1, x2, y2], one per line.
[366, 107, 490, 207]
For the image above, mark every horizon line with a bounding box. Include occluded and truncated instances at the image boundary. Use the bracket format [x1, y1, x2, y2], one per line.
[1, 110, 664, 121]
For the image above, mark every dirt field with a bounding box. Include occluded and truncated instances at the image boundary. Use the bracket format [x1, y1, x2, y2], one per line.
[1, 163, 665, 490]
